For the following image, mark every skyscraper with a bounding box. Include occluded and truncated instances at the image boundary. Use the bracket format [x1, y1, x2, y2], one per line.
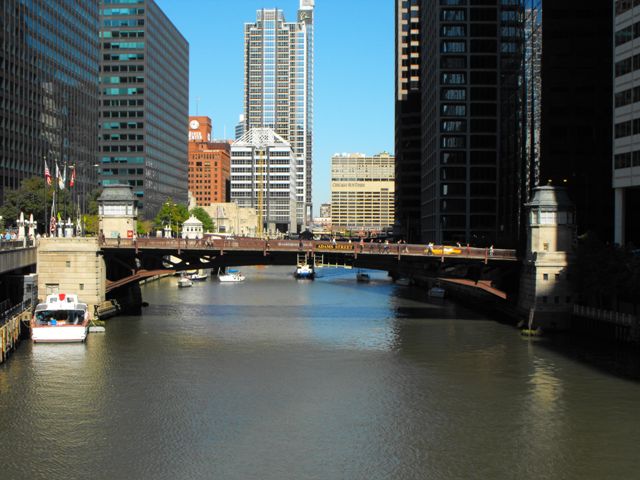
[99, 0, 189, 218]
[243, 0, 314, 228]
[0, 0, 100, 216]
[538, 1, 612, 242]
[420, 1, 523, 246]
[395, 0, 422, 242]
[613, 0, 640, 245]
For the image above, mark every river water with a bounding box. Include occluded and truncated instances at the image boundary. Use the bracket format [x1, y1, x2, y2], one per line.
[1, 266, 640, 479]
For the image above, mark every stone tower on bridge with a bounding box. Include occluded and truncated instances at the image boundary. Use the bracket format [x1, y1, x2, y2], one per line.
[98, 185, 138, 240]
[518, 186, 576, 330]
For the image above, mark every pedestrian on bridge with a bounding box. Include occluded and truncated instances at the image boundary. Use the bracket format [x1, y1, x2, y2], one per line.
[426, 242, 434, 255]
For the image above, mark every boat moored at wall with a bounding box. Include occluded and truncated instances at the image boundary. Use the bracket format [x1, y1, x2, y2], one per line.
[31, 293, 90, 343]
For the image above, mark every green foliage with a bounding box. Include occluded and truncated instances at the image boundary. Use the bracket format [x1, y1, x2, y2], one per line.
[189, 207, 215, 232]
[0, 177, 73, 232]
[153, 198, 189, 235]
[84, 215, 99, 235]
[87, 187, 103, 216]
[137, 219, 153, 235]
[0, 177, 102, 234]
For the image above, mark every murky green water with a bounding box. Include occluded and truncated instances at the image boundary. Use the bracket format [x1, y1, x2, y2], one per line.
[1, 266, 639, 479]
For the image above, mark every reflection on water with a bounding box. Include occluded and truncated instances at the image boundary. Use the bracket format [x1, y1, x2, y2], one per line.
[1, 266, 639, 480]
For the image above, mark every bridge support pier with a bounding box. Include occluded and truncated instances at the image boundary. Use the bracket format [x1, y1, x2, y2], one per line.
[36, 238, 106, 313]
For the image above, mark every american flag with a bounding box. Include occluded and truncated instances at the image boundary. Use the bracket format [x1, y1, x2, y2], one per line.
[69, 167, 76, 188]
[49, 216, 56, 235]
[44, 161, 52, 186]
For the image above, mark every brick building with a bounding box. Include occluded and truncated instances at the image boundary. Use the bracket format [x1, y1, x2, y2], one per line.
[188, 116, 230, 206]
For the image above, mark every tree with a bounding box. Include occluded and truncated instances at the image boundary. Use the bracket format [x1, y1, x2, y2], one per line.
[81, 187, 103, 236]
[136, 218, 153, 236]
[189, 207, 214, 232]
[153, 198, 189, 236]
[0, 177, 72, 233]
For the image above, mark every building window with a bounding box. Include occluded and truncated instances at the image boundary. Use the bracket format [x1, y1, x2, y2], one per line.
[543, 273, 548, 281]
[441, 41, 466, 53]
[441, 88, 466, 101]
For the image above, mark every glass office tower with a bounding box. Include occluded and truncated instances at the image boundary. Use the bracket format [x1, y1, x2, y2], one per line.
[0, 0, 99, 217]
[99, 0, 189, 218]
[243, 0, 314, 229]
[420, 1, 523, 247]
[395, 0, 422, 242]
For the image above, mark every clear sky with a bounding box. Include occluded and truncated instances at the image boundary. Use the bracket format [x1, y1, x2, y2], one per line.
[155, 0, 394, 215]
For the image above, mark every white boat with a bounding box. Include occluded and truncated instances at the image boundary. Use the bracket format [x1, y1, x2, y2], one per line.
[190, 269, 209, 281]
[294, 264, 315, 279]
[356, 271, 370, 283]
[428, 286, 446, 298]
[31, 293, 90, 343]
[218, 269, 245, 282]
[177, 275, 193, 288]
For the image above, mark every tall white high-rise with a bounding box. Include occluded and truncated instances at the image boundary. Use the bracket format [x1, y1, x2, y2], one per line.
[243, 0, 314, 227]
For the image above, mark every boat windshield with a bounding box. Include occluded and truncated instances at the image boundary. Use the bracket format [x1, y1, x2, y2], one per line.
[34, 310, 85, 326]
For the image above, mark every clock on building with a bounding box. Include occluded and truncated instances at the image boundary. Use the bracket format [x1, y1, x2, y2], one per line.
[189, 119, 200, 130]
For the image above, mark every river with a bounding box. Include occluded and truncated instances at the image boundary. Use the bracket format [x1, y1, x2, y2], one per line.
[1, 266, 640, 479]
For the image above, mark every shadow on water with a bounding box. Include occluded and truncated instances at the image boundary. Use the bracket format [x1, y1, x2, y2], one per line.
[532, 333, 640, 382]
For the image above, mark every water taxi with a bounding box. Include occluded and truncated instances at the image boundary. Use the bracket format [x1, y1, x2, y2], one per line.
[31, 293, 90, 343]
[294, 264, 315, 279]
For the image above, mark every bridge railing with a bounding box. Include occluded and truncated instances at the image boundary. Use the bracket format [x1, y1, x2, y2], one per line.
[100, 237, 517, 260]
[0, 239, 35, 250]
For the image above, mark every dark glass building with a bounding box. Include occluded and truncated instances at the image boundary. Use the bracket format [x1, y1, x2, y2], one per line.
[395, 0, 422, 243]
[539, 1, 613, 241]
[99, 0, 189, 218]
[420, 0, 523, 247]
[0, 0, 100, 219]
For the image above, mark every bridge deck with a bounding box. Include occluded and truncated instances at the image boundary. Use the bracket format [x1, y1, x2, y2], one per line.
[101, 237, 517, 262]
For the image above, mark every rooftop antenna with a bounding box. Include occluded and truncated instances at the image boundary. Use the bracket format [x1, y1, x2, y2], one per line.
[195, 96, 201, 115]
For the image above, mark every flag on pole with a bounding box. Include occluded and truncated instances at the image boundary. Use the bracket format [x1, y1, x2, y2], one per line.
[50, 216, 56, 235]
[69, 167, 76, 188]
[44, 161, 52, 186]
[57, 212, 62, 223]
[56, 163, 65, 190]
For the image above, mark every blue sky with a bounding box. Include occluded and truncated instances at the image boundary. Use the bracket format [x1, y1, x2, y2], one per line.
[156, 0, 394, 214]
